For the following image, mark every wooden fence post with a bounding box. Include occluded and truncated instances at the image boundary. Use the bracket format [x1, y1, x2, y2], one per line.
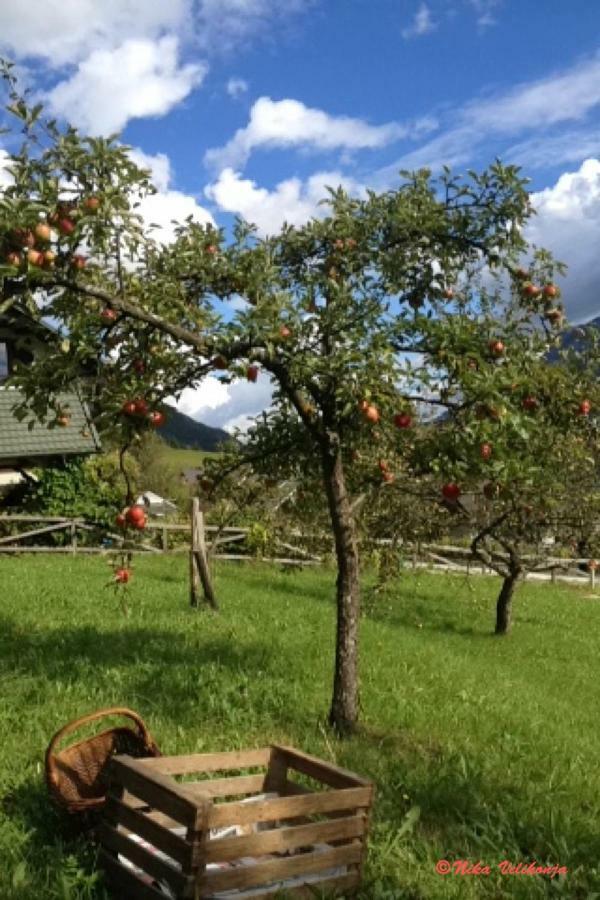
[190, 499, 218, 611]
[70, 521, 77, 553]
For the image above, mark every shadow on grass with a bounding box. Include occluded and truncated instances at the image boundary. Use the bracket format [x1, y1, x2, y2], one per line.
[0, 616, 321, 735]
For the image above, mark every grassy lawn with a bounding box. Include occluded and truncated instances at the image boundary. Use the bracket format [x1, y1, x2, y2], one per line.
[1, 556, 599, 898]
[160, 446, 220, 473]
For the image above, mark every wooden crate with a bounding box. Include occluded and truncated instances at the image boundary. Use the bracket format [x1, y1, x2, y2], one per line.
[97, 744, 374, 899]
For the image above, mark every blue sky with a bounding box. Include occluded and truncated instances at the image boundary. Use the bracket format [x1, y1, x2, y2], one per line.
[1, 1, 600, 430]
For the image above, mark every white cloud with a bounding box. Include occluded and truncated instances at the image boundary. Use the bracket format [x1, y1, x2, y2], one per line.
[47, 37, 206, 135]
[0, 150, 13, 188]
[507, 128, 600, 171]
[204, 97, 425, 171]
[128, 148, 215, 242]
[402, 3, 436, 39]
[205, 167, 367, 236]
[226, 77, 249, 99]
[0, 0, 311, 66]
[0, 0, 190, 66]
[383, 55, 600, 176]
[527, 159, 600, 323]
[467, 0, 502, 28]
[175, 373, 274, 433]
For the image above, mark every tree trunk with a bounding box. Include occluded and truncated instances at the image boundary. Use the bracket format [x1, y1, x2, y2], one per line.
[322, 445, 361, 735]
[495, 571, 519, 635]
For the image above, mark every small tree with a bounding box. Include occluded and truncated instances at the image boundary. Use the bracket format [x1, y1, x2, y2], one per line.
[0, 66, 583, 730]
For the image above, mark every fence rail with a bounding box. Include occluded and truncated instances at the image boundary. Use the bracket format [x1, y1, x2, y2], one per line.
[0, 515, 597, 585]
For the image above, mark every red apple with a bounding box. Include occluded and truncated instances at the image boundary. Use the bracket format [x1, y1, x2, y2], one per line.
[57, 218, 75, 236]
[121, 401, 137, 416]
[149, 411, 165, 427]
[578, 399, 591, 416]
[522, 395, 539, 411]
[382, 471, 395, 484]
[206, 244, 217, 255]
[43, 250, 56, 268]
[34, 222, 52, 243]
[363, 404, 380, 424]
[523, 282, 541, 298]
[279, 324, 292, 339]
[489, 340, 505, 357]
[115, 568, 131, 584]
[346, 238, 357, 249]
[378, 459, 389, 473]
[11, 228, 35, 248]
[443, 287, 455, 300]
[442, 482, 461, 502]
[5, 251, 21, 267]
[480, 442, 492, 460]
[115, 513, 127, 529]
[83, 196, 100, 213]
[71, 254, 87, 270]
[133, 397, 148, 416]
[126, 505, 147, 528]
[394, 413, 412, 429]
[100, 308, 117, 324]
[543, 284, 559, 298]
[27, 249, 44, 267]
[246, 365, 259, 382]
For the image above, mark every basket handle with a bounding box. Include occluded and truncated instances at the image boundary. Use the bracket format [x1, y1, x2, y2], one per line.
[46, 707, 154, 762]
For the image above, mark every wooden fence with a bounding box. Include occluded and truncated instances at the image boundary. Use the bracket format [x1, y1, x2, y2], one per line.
[0, 515, 322, 566]
[0, 515, 597, 586]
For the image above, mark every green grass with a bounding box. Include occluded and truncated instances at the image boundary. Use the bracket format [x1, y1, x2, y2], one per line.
[160, 446, 221, 473]
[1, 557, 599, 898]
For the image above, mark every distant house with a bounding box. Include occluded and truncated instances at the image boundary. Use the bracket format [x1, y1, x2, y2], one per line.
[135, 491, 178, 517]
[0, 306, 100, 494]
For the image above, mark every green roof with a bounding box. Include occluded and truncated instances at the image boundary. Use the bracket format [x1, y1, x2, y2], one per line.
[0, 387, 100, 462]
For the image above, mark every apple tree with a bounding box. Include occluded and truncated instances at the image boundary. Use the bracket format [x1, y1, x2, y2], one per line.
[0, 63, 582, 731]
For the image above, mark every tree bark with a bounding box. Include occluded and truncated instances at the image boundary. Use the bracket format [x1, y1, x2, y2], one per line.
[495, 571, 519, 635]
[321, 444, 361, 735]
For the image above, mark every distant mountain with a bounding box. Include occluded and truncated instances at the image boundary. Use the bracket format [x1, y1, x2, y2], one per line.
[161, 403, 230, 452]
[546, 316, 600, 363]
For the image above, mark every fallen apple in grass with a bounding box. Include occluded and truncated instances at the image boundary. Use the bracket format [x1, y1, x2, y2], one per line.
[442, 482, 461, 502]
[115, 568, 131, 584]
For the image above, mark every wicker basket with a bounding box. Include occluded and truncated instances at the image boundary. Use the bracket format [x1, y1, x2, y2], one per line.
[45, 707, 160, 814]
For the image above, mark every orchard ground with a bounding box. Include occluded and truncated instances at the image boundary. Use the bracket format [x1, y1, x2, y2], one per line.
[1, 557, 599, 899]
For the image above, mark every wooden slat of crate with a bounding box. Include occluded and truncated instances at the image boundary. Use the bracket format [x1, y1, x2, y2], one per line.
[141, 747, 271, 776]
[181, 773, 265, 799]
[213, 871, 360, 900]
[104, 795, 192, 869]
[208, 786, 372, 829]
[205, 813, 366, 863]
[98, 849, 168, 900]
[98, 822, 192, 897]
[200, 842, 362, 894]
[273, 745, 371, 788]
[123, 795, 181, 830]
[109, 756, 201, 826]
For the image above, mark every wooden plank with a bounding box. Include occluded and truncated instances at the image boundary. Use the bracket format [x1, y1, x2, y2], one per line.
[104, 796, 192, 868]
[108, 756, 200, 826]
[0, 521, 71, 545]
[0, 515, 77, 522]
[200, 842, 361, 893]
[141, 748, 271, 776]
[274, 746, 372, 789]
[202, 871, 360, 900]
[183, 773, 265, 799]
[97, 849, 167, 900]
[208, 787, 372, 829]
[205, 814, 365, 863]
[123, 795, 180, 830]
[98, 822, 191, 896]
